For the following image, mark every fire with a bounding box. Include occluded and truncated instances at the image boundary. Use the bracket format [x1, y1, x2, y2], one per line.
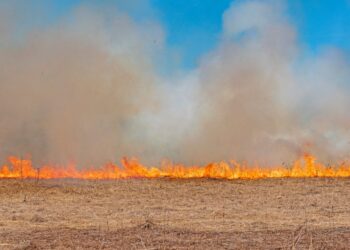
[1, 154, 350, 180]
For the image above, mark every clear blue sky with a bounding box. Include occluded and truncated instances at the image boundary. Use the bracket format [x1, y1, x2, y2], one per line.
[16, 0, 350, 69]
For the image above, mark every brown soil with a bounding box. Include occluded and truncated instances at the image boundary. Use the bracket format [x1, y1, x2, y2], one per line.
[0, 178, 349, 249]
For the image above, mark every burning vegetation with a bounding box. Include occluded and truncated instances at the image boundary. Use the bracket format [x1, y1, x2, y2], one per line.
[1, 154, 350, 180]
[1, 1, 350, 249]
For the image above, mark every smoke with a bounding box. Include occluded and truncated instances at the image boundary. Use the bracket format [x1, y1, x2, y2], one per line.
[0, 0, 349, 165]
[172, 0, 300, 164]
[0, 3, 164, 165]
[173, 0, 350, 164]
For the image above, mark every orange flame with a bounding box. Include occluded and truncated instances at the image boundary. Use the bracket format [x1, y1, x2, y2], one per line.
[1, 155, 350, 180]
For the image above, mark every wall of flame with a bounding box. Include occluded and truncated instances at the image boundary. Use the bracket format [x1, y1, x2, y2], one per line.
[1, 155, 350, 180]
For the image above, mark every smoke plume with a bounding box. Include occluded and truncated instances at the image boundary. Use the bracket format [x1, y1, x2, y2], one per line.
[0, 0, 349, 165]
[0, 4, 163, 165]
[175, 0, 350, 164]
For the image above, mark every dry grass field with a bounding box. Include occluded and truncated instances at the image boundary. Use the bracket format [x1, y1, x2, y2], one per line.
[0, 178, 350, 249]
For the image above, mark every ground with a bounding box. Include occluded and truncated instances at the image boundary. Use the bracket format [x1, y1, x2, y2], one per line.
[0, 178, 349, 249]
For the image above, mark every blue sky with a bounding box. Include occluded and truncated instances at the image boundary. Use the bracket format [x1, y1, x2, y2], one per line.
[15, 0, 350, 69]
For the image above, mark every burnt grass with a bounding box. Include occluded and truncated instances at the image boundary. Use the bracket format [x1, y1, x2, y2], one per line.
[0, 178, 350, 249]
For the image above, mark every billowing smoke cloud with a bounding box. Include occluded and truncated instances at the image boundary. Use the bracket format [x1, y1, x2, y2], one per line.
[0, 0, 349, 166]
[0, 3, 164, 165]
[174, 0, 350, 164]
[147, 0, 350, 165]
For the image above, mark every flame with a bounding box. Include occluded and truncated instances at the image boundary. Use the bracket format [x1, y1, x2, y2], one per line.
[1, 154, 350, 180]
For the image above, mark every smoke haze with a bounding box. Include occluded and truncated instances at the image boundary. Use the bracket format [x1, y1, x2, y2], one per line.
[0, 0, 349, 166]
[0, 4, 163, 165]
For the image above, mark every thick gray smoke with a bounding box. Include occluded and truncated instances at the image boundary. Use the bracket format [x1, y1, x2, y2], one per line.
[0, 4, 163, 165]
[177, 0, 350, 164]
[149, 0, 350, 165]
[1, 0, 349, 166]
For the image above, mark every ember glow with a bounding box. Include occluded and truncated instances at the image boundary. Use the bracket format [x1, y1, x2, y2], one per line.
[1, 155, 350, 180]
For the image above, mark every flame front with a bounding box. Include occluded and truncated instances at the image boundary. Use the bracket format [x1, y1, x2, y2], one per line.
[1, 155, 350, 180]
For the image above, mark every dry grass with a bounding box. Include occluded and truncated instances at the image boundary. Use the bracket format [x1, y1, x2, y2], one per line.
[0, 178, 349, 249]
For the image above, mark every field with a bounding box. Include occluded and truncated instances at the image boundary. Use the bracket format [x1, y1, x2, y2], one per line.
[0, 178, 350, 249]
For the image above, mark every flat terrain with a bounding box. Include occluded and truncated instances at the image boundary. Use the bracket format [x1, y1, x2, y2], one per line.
[0, 178, 350, 249]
